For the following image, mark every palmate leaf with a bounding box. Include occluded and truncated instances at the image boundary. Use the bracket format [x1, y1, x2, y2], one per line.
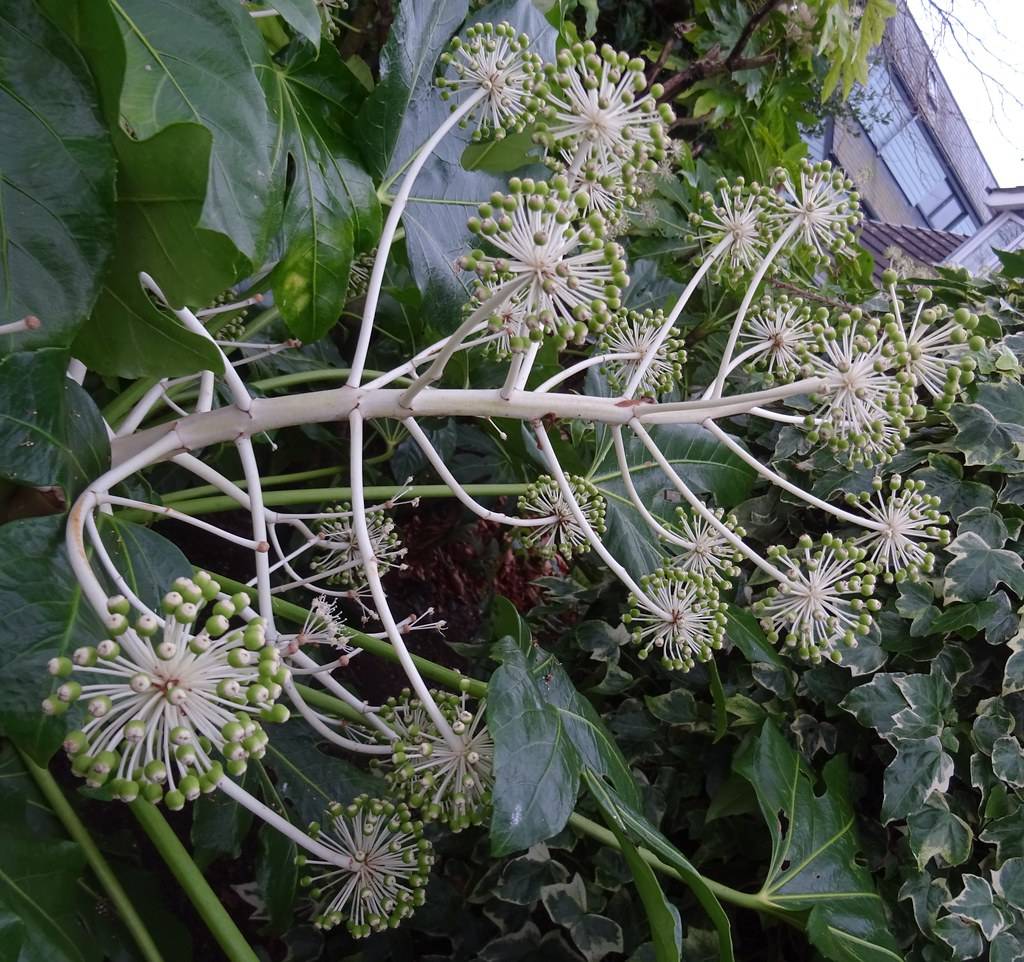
[265, 42, 381, 342]
[487, 600, 639, 856]
[594, 424, 757, 577]
[735, 722, 903, 962]
[0, 0, 116, 354]
[108, 0, 282, 263]
[943, 532, 1024, 604]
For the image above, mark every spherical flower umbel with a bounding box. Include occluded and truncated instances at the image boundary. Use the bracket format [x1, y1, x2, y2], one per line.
[772, 159, 862, 261]
[883, 291, 983, 408]
[312, 503, 406, 590]
[670, 507, 745, 587]
[537, 42, 672, 181]
[299, 795, 433, 937]
[517, 474, 607, 559]
[691, 178, 773, 280]
[376, 691, 494, 832]
[278, 595, 353, 658]
[846, 475, 949, 582]
[741, 297, 820, 382]
[438, 22, 542, 140]
[753, 536, 879, 663]
[802, 309, 916, 466]
[624, 568, 727, 671]
[44, 573, 289, 809]
[461, 177, 627, 347]
[598, 308, 687, 397]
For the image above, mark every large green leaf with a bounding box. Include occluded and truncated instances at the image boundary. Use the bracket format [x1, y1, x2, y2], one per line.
[594, 424, 757, 576]
[0, 0, 115, 353]
[734, 722, 903, 962]
[57, 1, 235, 377]
[0, 516, 107, 762]
[488, 614, 639, 855]
[269, 0, 321, 48]
[109, 0, 282, 262]
[581, 769, 734, 962]
[0, 838, 99, 962]
[96, 515, 191, 607]
[0, 349, 109, 502]
[266, 42, 380, 342]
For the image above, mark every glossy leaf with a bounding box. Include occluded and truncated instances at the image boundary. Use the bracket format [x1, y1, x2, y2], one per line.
[0, 349, 109, 502]
[109, 0, 282, 262]
[270, 0, 322, 47]
[266, 42, 381, 341]
[0, 516, 107, 762]
[0, 0, 115, 352]
[488, 630, 639, 855]
[96, 516, 191, 609]
[584, 771, 682, 962]
[0, 837, 99, 962]
[735, 722, 903, 961]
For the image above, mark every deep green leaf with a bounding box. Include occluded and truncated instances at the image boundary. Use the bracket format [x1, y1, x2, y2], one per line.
[0, 0, 115, 352]
[735, 722, 902, 959]
[261, 717, 380, 826]
[488, 635, 638, 855]
[0, 349, 109, 501]
[266, 42, 380, 341]
[257, 823, 297, 933]
[96, 516, 191, 609]
[270, 0, 322, 47]
[584, 772, 682, 962]
[190, 775, 254, 869]
[109, 0, 282, 261]
[0, 516, 107, 762]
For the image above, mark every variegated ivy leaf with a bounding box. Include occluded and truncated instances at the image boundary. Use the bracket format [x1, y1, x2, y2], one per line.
[944, 875, 1007, 941]
[981, 807, 1024, 863]
[1004, 650, 1024, 696]
[972, 698, 1015, 755]
[899, 868, 951, 937]
[842, 666, 952, 744]
[882, 736, 955, 825]
[906, 797, 973, 869]
[933, 914, 985, 961]
[540, 875, 623, 962]
[948, 401, 1024, 470]
[943, 532, 1024, 604]
[991, 931, 1024, 962]
[991, 736, 1024, 788]
[991, 858, 1024, 912]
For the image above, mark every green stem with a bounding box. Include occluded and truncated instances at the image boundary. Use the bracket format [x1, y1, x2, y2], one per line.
[294, 683, 368, 724]
[130, 799, 259, 962]
[148, 484, 529, 520]
[162, 466, 344, 504]
[208, 572, 489, 699]
[19, 752, 165, 962]
[104, 377, 158, 426]
[567, 813, 801, 929]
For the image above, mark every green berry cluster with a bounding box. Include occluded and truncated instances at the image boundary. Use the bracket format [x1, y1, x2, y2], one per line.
[299, 795, 433, 937]
[46, 573, 288, 809]
[598, 308, 687, 397]
[517, 474, 607, 559]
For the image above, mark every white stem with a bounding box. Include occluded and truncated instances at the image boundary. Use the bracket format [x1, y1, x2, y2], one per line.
[709, 220, 800, 399]
[67, 433, 184, 618]
[404, 418, 553, 527]
[348, 411, 463, 752]
[0, 315, 40, 336]
[700, 344, 766, 399]
[622, 236, 732, 398]
[289, 650, 396, 739]
[347, 89, 488, 388]
[611, 427, 689, 547]
[630, 419, 786, 581]
[284, 678, 392, 755]
[701, 420, 884, 531]
[67, 358, 87, 384]
[533, 422, 667, 614]
[197, 371, 215, 413]
[216, 775, 355, 865]
[398, 278, 527, 408]
[536, 352, 640, 394]
[99, 494, 271, 549]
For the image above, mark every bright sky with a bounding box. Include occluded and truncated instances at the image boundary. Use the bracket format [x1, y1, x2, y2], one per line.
[907, 0, 1024, 187]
